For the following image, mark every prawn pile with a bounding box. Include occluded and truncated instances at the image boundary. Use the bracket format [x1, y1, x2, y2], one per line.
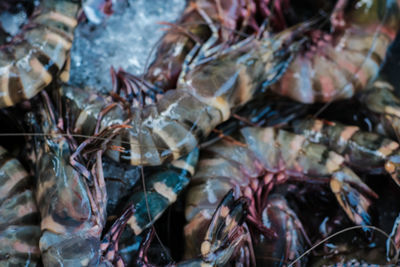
[1, 0, 400, 266]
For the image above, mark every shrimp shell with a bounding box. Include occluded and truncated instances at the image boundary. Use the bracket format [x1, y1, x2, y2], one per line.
[0, 146, 40, 266]
[0, 0, 79, 108]
[271, 0, 400, 103]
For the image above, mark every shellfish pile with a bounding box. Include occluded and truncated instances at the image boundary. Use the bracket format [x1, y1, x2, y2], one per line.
[1, 0, 400, 266]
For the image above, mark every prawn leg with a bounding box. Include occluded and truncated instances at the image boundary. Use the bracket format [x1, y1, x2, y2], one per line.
[254, 194, 309, 266]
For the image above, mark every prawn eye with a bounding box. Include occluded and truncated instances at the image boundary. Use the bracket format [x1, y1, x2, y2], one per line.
[385, 161, 396, 174]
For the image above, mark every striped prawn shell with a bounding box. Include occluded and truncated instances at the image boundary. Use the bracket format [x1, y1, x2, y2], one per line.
[145, 0, 259, 91]
[63, 84, 221, 166]
[0, 146, 40, 266]
[0, 0, 79, 108]
[35, 138, 106, 267]
[184, 126, 374, 258]
[121, 149, 199, 237]
[293, 117, 400, 187]
[293, 118, 400, 173]
[62, 24, 308, 166]
[362, 80, 400, 140]
[271, 0, 400, 103]
[32, 104, 107, 266]
[177, 191, 251, 267]
[144, 0, 217, 90]
[101, 150, 199, 265]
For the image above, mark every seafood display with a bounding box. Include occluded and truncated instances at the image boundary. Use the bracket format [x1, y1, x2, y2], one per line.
[1, 0, 400, 266]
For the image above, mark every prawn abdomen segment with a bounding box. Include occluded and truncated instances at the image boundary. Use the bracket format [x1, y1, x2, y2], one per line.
[240, 127, 344, 176]
[0, 44, 53, 106]
[118, 90, 220, 165]
[36, 153, 93, 238]
[294, 118, 400, 176]
[271, 0, 400, 103]
[0, 146, 40, 266]
[0, 149, 31, 203]
[107, 149, 198, 253]
[179, 43, 268, 118]
[125, 169, 192, 235]
[0, 0, 80, 108]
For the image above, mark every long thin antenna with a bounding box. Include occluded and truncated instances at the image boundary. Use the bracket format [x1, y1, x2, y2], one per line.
[288, 225, 399, 266]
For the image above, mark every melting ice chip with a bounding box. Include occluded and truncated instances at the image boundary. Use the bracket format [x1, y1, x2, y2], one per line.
[82, 0, 112, 24]
[0, 10, 27, 36]
[355, 0, 373, 11]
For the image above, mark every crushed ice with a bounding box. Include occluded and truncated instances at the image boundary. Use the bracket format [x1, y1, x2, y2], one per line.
[0, 10, 27, 37]
[70, 0, 186, 93]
